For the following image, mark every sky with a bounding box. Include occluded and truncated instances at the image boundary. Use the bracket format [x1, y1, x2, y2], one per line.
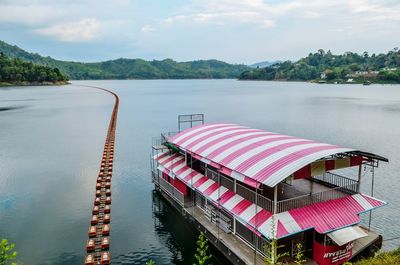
[0, 0, 399, 64]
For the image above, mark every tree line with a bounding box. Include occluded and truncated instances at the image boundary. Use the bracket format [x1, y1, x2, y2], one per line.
[0, 40, 249, 80]
[239, 48, 400, 83]
[0, 53, 67, 85]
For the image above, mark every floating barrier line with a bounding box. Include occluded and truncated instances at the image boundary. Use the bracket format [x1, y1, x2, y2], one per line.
[80, 86, 119, 265]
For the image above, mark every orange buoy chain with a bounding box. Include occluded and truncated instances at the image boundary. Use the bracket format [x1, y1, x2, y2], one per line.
[84, 87, 119, 265]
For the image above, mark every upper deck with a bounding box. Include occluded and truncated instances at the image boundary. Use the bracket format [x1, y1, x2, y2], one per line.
[152, 123, 387, 237]
[151, 120, 387, 264]
[166, 123, 387, 188]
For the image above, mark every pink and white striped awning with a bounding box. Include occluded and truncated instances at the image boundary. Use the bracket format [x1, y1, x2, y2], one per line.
[154, 152, 386, 239]
[168, 123, 355, 187]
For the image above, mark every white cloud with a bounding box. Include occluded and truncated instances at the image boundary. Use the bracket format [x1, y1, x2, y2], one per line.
[302, 11, 322, 19]
[161, 15, 187, 25]
[0, 3, 62, 25]
[34, 18, 102, 42]
[155, 0, 400, 29]
[260, 19, 276, 28]
[141, 25, 156, 33]
[1, 0, 399, 63]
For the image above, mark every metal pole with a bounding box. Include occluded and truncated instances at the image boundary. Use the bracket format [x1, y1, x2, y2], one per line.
[273, 185, 278, 264]
[273, 185, 278, 214]
[368, 165, 375, 231]
[254, 182, 259, 265]
[191, 153, 194, 215]
[357, 164, 362, 192]
[218, 170, 221, 248]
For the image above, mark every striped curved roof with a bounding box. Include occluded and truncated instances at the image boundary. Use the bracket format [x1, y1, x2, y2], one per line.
[168, 123, 355, 187]
[155, 152, 386, 239]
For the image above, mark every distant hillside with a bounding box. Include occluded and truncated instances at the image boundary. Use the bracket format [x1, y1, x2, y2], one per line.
[240, 49, 400, 84]
[249, 60, 281, 68]
[0, 40, 250, 80]
[0, 52, 67, 86]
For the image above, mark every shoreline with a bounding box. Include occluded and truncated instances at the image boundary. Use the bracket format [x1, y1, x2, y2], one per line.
[0, 81, 70, 87]
[238, 79, 400, 84]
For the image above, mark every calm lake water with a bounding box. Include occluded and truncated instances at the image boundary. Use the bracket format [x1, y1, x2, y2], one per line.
[1, 80, 399, 264]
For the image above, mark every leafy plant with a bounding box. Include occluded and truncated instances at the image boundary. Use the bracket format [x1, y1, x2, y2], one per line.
[146, 260, 155, 265]
[263, 217, 289, 265]
[294, 242, 306, 265]
[0, 239, 17, 265]
[194, 232, 212, 265]
[351, 248, 400, 265]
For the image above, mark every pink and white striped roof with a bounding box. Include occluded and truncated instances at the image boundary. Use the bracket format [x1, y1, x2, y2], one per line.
[168, 123, 355, 187]
[154, 152, 386, 239]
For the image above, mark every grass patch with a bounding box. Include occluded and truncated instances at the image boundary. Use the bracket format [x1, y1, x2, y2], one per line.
[350, 248, 400, 265]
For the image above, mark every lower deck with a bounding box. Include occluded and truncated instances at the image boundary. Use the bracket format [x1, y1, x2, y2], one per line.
[154, 175, 382, 265]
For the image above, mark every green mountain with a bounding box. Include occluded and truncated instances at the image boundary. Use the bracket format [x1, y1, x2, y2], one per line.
[0, 40, 250, 80]
[239, 49, 400, 83]
[249, 60, 281, 68]
[0, 52, 67, 86]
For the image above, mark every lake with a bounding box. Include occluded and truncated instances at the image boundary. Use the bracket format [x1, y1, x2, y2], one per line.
[1, 80, 399, 264]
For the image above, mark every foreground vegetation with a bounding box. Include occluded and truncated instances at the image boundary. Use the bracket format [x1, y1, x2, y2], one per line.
[0, 53, 67, 86]
[0, 40, 249, 80]
[2, 235, 399, 265]
[239, 49, 400, 84]
[0, 239, 17, 265]
[349, 248, 400, 265]
[147, 232, 212, 265]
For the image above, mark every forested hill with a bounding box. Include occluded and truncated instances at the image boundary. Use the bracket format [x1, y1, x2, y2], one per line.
[0, 53, 67, 86]
[239, 49, 400, 83]
[0, 40, 250, 80]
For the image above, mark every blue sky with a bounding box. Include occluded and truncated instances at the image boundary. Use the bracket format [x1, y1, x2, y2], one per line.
[0, 0, 399, 64]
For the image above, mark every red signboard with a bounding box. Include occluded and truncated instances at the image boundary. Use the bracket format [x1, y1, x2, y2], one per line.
[313, 240, 353, 265]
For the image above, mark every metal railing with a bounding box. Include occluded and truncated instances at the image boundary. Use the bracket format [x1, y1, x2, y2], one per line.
[205, 168, 274, 213]
[277, 182, 358, 212]
[153, 169, 189, 207]
[236, 183, 274, 213]
[161, 131, 179, 141]
[152, 131, 179, 147]
[152, 136, 164, 147]
[313, 172, 359, 193]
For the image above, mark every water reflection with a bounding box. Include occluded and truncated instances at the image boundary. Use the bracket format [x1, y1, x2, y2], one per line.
[0, 105, 26, 111]
[1, 81, 400, 264]
[151, 191, 229, 265]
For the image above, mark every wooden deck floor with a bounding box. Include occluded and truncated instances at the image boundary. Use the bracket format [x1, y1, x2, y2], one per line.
[351, 226, 380, 259]
[279, 179, 348, 201]
[184, 206, 317, 265]
[185, 206, 265, 265]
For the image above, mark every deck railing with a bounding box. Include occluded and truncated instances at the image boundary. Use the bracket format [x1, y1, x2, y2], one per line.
[152, 136, 164, 147]
[236, 182, 274, 213]
[313, 172, 359, 193]
[277, 182, 358, 212]
[205, 168, 274, 212]
[162, 131, 179, 141]
[152, 154, 360, 214]
[152, 169, 190, 207]
[152, 131, 179, 147]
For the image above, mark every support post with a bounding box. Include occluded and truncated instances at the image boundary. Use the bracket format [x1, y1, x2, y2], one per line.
[254, 182, 259, 265]
[217, 170, 221, 247]
[368, 165, 375, 231]
[273, 185, 278, 214]
[357, 164, 362, 192]
[273, 184, 278, 264]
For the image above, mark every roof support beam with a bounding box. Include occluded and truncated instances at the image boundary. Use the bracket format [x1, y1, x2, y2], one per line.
[273, 185, 278, 215]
